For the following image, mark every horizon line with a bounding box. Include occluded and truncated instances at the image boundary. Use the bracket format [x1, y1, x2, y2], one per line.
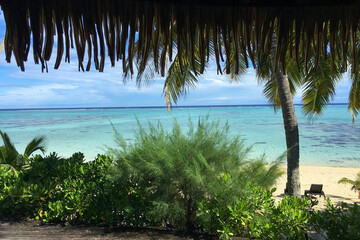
[0, 103, 349, 111]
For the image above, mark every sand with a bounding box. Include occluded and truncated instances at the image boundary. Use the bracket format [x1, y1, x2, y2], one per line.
[273, 165, 360, 210]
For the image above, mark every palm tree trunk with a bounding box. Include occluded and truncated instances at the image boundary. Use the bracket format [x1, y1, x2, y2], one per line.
[270, 34, 301, 197]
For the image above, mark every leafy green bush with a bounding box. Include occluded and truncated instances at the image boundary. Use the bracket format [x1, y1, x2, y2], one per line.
[199, 186, 312, 239]
[109, 115, 283, 233]
[0, 165, 24, 214]
[0, 152, 123, 225]
[311, 199, 360, 240]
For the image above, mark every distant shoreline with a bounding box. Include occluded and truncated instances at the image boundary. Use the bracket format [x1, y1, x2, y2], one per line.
[0, 103, 348, 112]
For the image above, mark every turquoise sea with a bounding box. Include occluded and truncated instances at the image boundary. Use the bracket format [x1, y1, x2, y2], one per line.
[0, 105, 359, 167]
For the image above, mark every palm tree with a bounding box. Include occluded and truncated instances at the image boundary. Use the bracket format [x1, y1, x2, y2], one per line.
[338, 172, 360, 198]
[0, 130, 46, 173]
[267, 34, 301, 197]
[256, 33, 343, 197]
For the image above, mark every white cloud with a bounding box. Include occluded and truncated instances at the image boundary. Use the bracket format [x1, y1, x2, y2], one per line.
[1, 83, 77, 96]
[0, 83, 78, 107]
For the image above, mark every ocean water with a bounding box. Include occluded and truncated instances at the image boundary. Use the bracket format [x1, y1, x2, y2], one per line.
[0, 105, 359, 167]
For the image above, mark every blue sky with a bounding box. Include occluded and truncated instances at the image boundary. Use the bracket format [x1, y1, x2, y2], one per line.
[0, 13, 352, 109]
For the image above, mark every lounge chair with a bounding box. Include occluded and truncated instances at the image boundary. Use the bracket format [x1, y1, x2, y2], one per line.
[304, 184, 326, 199]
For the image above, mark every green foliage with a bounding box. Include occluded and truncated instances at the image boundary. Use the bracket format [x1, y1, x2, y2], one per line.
[301, 55, 342, 118]
[311, 199, 360, 240]
[338, 171, 360, 192]
[199, 186, 313, 239]
[109, 115, 282, 233]
[348, 48, 360, 121]
[257, 48, 343, 119]
[0, 152, 124, 225]
[0, 130, 46, 173]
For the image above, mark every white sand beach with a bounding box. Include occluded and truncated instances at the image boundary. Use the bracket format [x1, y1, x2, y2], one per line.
[273, 166, 360, 210]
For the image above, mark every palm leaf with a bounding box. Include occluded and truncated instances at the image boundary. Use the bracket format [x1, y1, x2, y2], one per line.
[338, 172, 360, 191]
[0, 131, 20, 170]
[24, 136, 46, 156]
[302, 54, 342, 119]
[0, 130, 19, 166]
[348, 47, 360, 122]
[261, 75, 280, 109]
[348, 72, 360, 122]
[228, 44, 247, 82]
[0, 130, 18, 156]
[163, 53, 200, 108]
[0, 145, 4, 161]
[163, 34, 205, 108]
[257, 52, 300, 110]
[162, 27, 222, 109]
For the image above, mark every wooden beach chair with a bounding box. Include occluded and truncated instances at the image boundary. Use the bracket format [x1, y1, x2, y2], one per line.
[304, 184, 326, 199]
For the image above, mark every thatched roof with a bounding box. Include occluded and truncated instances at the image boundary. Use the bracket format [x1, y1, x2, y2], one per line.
[1, 0, 360, 76]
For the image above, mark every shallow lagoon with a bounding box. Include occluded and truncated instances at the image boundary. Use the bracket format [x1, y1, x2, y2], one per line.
[0, 105, 359, 167]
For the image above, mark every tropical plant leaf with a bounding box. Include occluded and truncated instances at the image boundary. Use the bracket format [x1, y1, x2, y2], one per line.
[338, 172, 360, 191]
[348, 47, 360, 123]
[302, 54, 342, 119]
[163, 40, 203, 108]
[0, 130, 46, 171]
[348, 73, 360, 123]
[228, 46, 247, 82]
[0, 130, 18, 156]
[24, 136, 46, 156]
[0, 131, 19, 168]
[262, 75, 281, 109]
[257, 52, 301, 110]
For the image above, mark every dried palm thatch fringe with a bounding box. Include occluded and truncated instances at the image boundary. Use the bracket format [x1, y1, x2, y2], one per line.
[1, 0, 360, 76]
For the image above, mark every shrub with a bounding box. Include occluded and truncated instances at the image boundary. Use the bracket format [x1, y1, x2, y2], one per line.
[199, 186, 312, 239]
[0, 152, 124, 225]
[0, 165, 24, 214]
[109, 115, 283, 233]
[311, 199, 360, 240]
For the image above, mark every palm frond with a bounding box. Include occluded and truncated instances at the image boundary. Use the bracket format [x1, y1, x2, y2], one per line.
[24, 136, 46, 156]
[163, 53, 200, 108]
[263, 79, 281, 110]
[163, 30, 209, 109]
[348, 73, 360, 123]
[0, 145, 4, 161]
[0, 130, 18, 156]
[302, 54, 343, 118]
[227, 43, 247, 82]
[0, 131, 20, 170]
[257, 52, 300, 109]
[348, 47, 360, 123]
[338, 173, 360, 191]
